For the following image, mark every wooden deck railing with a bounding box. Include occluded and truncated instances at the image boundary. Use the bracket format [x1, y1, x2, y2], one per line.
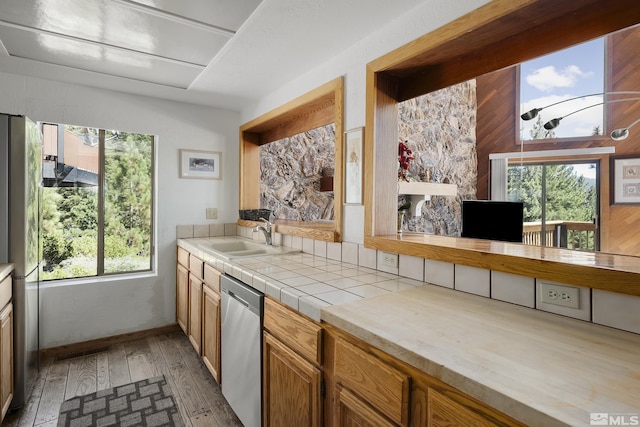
[523, 221, 596, 251]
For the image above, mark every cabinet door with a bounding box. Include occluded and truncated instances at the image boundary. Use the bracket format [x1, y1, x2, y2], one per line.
[0, 302, 13, 421]
[263, 332, 322, 427]
[428, 389, 500, 427]
[336, 386, 396, 427]
[176, 263, 189, 334]
[188, 273, 203, 355]
[202, 284, 221, 383]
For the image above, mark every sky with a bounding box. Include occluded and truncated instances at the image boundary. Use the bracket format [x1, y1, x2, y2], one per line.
[520, 38, 605, 140]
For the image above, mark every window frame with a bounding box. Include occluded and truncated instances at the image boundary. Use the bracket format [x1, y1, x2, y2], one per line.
[517, 36, 609, 144]
[40, 123, 156, 281]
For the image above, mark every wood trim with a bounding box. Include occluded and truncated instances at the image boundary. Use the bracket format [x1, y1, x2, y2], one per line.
[237, 219, 339, 242]
[240, 77, 344, 242]
[41, 324, 181, 360]
[365, 0, 640, 297]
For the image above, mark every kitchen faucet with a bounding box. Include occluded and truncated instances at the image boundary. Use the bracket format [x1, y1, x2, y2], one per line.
[252, 217, 273, 245]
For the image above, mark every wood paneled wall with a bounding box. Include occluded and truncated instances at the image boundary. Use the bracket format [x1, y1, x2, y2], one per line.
[475, 25, 640, 255]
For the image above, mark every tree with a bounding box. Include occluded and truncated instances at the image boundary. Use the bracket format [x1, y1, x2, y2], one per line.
[508, 164, 595, 224]
[529, 115, 556, 140]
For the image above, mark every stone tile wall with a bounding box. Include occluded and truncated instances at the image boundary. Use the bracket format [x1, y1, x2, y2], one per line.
[398, 80, 478, 235]
[259, 124, 335, 221]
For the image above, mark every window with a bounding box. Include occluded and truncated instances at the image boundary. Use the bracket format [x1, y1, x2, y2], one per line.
[519, 37, 605, 140]
[507, 160, 598, 251]
[41, 124, 154, 280]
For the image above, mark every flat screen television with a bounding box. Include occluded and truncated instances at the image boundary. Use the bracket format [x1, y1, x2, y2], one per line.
[461, 200, 524, 243]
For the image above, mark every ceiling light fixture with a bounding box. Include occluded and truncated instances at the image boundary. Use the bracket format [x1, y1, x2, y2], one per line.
[611, 117, 640, 141]
[520, 91, 640, 122]
[541, 97, 640, 131]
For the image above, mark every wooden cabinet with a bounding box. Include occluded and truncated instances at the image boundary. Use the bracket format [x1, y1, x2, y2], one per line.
[176, 263, 188, 334]
[336, 386, 395, 427]
[428, 388, 500, 427]
[187, 273, 202, 355]
[176, 246, 223, 383]
[0, 302, 12, 421]
[202, 264, 221, 383]
[176, 247, 189, 334]
[325, 324, 525, 427]
[264, 332, 322, 427]
[333, 337, 409, 426]
[263, 297, 323, 427]
[0, 273, 13, 421]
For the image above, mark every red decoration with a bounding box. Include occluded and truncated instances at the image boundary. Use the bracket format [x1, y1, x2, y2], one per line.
[398, 140, 414, 181]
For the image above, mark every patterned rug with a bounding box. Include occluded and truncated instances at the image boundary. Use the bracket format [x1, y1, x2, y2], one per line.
[57, 375, 184, 427]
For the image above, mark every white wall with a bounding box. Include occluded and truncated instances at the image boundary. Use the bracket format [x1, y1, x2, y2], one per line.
[0, 71, 240, 348]
[239, 0, 491, 244]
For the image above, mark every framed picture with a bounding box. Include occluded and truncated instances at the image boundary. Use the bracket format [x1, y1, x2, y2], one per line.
[610, 155, 640, 205]
[180, 149, 222, 180]
[344, 127, 364, 204]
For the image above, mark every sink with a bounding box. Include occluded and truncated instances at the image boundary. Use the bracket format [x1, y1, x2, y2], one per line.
[203, 240, 299, 259]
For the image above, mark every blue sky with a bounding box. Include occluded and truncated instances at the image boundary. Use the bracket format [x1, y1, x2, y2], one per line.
[520, 38, 605, 139]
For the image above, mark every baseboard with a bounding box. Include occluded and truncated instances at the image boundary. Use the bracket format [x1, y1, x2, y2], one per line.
[41, 323, 181, 360]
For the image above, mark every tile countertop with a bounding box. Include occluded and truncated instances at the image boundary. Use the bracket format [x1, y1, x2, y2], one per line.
[178, 237, 640, 427]
[177, 237, 423, 321]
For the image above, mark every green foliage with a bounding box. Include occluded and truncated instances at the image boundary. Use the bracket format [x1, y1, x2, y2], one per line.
[508, 164, 596, 223]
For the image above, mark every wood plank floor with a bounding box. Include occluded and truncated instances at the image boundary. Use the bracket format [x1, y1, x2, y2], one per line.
[2, 329, 242, 427]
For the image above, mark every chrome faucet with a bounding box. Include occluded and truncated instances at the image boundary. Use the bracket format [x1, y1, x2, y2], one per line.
[252, 217, 273, 245]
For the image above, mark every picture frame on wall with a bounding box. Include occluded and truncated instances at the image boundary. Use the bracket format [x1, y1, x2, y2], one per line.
[180, 149, 222, 180]
[610, 155, 640, 205]
[344, 127, 364, 204]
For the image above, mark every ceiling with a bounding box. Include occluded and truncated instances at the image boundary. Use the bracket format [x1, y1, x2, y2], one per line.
[0, 0, 426, 111]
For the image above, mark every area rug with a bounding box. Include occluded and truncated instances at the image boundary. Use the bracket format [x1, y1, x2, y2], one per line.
[57, 375, 184, 427]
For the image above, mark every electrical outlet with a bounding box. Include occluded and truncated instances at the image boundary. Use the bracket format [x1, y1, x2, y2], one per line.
[206, 208, 218, 219]
[381, 252, 398, 268]
[539, 282, 580, 309]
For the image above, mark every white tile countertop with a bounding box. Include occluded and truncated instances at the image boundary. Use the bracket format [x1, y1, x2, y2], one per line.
[177, 237, 424, 321]
[177, 237, 640, 427]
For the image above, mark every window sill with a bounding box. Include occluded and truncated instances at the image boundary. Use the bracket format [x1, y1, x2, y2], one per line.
[237, 219, 339, 242]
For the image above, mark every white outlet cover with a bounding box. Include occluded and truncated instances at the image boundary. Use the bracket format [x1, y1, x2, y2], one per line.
[536, 280, 591, 321]
[376, 251, 398, 274]
[539, 282, 579, 309]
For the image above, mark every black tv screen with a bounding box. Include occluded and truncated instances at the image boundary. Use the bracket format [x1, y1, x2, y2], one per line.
[461, 200, 524, 243]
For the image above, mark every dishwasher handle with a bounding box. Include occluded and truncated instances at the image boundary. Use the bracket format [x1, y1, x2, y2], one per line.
[221, 274, 264, 318]
[226, 289, 250, 308]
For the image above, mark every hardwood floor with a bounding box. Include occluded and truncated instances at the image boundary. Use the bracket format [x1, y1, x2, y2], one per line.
[2, 329, 242, 427]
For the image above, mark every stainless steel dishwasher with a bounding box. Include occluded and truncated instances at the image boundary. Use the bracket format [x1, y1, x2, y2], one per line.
[221, 274, 264, 427]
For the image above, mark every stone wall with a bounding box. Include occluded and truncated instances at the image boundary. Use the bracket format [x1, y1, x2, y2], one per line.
[398, 80, 478, 235]
[259, 124, 335, 221]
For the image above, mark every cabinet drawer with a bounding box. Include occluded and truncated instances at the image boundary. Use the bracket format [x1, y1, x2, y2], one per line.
[177, 247, 189, 268]
[203, 264, 221, 294]
[189, 254, 204, 280]
[334, 337, 410, 426]
[264, 297, 322, 365]
[428, 388, 500, 427]
[0, 276, 10, 309]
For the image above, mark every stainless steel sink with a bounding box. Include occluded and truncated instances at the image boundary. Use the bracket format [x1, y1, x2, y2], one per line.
[203, 240, 299, 259]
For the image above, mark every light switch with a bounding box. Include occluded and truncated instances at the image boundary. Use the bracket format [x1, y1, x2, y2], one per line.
[206, 208, 218, 219]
